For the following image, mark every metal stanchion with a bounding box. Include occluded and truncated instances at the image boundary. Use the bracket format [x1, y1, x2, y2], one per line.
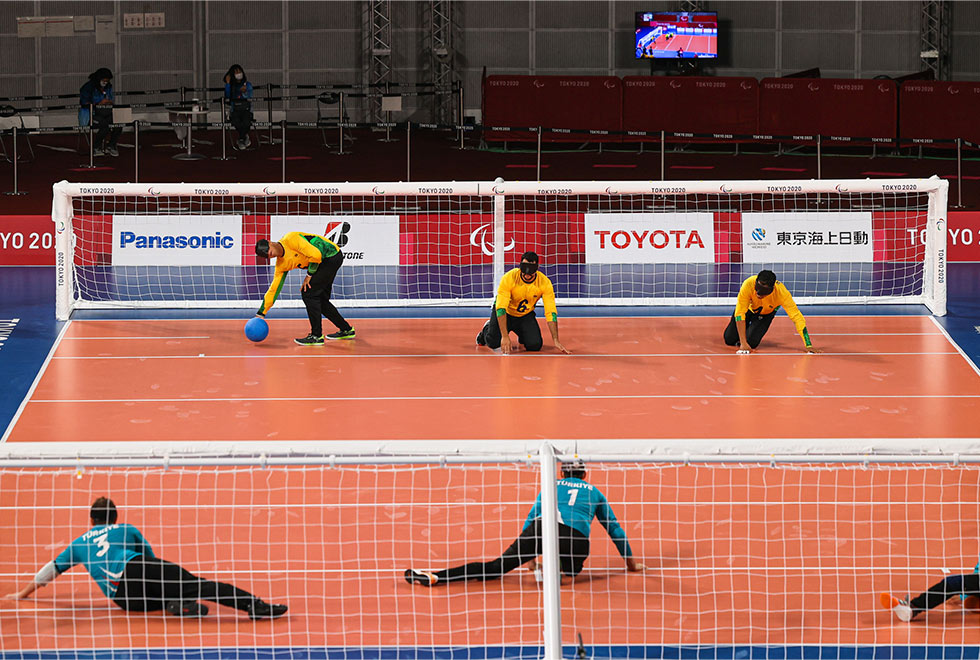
[816, 134, 822, 179]
[955, 137, 964, 208]
[280, 119, 286, 183]
[333, 93, 347, 155]
[180, 86, 187, 104]
[134, 120, 139, 183]
[406, 121, 411, 182]
[456, 82, 465, 149]
[536, 126, 542, 181]
[5, 126, 27, 196]
[660, 130, 665, 180]
[264, 82, 280, 145]
[214, 96, 234, 161]
[381, 82, 397, 142]
[79, 103, 96, 169]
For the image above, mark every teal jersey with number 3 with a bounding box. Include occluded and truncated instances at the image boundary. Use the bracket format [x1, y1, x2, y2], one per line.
[53, 523, 155, 598]
[522, 478, 633, 559]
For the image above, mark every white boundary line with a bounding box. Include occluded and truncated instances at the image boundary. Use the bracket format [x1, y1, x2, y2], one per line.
[1, 320, 71, 443]
[27, 394, 980, 403]
[930, 316, 980, 379]
[48, 351, 962, 360]
[62, 336, 211, 340]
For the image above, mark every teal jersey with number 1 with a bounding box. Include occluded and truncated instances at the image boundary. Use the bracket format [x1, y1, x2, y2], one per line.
[522, 478, 633, 559]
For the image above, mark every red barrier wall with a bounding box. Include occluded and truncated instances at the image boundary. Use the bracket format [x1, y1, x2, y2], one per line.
[759, 78, 897, 142]
[900, 81, 980, 143]
[483, 75, 622, 143]
[622, 76, 758, 139]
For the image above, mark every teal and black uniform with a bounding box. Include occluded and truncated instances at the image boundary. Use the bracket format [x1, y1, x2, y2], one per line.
[53, 523, 261, 613]
[432, 477, 635, 583]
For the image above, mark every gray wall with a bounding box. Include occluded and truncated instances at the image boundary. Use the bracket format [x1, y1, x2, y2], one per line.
[2, 0, 979, 122]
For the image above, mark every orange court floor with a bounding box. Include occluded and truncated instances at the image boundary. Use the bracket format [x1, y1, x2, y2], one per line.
[4, 315, 979, 443]
[2, 314, 980, 654]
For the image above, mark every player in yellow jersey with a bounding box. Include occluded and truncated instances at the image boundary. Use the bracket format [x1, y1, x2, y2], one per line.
[254, 232, 355, 346]
[476, 251, 570, 355]
[724, 269, 818, 354]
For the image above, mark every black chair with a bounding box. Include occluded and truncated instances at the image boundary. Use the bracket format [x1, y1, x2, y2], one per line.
[0, 105, 36, 163]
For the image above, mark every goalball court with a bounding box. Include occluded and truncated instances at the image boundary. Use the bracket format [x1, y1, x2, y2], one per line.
[2, 178, 980, 659]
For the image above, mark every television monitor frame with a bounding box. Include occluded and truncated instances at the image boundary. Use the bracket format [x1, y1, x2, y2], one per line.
[634, 11, 719, 60]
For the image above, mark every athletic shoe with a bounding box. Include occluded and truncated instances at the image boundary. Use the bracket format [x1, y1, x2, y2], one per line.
[476, 321, 489, 346]
[326, 328, 356, 340]
[404, 568, 437, 586]
[248, 600, 288, 620]
[165, 600, 209, 617]
[294, 333, 324, 346]
[880, 592, 914, 622]
[236, 139, 245, 150]
[244, 135, 251, 148]
[93, 147, 105, 156]
[106, 146, 119, 157]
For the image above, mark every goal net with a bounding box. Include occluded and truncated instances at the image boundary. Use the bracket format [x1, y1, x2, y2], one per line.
[3, 441, 979, 658]
[53, 178, 948, 320]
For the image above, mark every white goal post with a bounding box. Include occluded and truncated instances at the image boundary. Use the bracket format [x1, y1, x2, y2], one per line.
[53, 178, 948, 320]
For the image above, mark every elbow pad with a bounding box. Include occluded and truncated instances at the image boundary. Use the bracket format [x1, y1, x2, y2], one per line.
[34, 560, 59, 586]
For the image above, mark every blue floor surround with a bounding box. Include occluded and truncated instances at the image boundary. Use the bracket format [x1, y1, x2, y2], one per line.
[1, 265, 979, 659]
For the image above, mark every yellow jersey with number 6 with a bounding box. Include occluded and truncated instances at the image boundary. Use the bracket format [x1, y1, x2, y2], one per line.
[494, 268, 558, 321]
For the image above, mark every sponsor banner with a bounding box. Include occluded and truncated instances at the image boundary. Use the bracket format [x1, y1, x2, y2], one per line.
[741, 212, 873, 262]
[0, 216, 56, 266]
[903, 211, 980, 262]
[112, 216, 242, 266]
[584, 213, 714, 264]
[270, 216, 399, 265]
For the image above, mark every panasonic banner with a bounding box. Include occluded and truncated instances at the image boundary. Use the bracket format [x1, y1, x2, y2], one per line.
[112, 215, 242, 266]
[269, 216, 400, 265]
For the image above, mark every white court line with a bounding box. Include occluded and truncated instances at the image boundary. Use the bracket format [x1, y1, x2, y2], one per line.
[28, 394, 980, 403]
[48, 351, 962, 360]
[930, 316, 980, 379]
[62, 336, 211, 340]
[1, 321, 71, 443]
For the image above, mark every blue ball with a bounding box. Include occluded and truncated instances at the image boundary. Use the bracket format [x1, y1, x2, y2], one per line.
[245, 317, 269, 342]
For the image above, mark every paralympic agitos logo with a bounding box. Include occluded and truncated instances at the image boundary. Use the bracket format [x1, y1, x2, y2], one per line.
[469, 223, 514, 257]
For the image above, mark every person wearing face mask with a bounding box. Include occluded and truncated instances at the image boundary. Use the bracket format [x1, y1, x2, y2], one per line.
[223, 64, 253, 150]
[476, 251, 570, 354]
[78, 68, 122, 156]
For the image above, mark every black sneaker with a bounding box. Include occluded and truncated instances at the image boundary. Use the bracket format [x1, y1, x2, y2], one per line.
[294, 333, 324, 346]
[248, 600, 288, 620]
[404, 568, 438, 586]
[476, 321, 489, 346]
[165, 600, 209, 617]
[326, 328, 356, 340]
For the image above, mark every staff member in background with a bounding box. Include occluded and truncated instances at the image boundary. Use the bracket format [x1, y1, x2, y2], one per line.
[79, 67, 122, 157]
[476, 251, 570, 355]
[223, 64, 253, 150]
[723, 269, 818, 354]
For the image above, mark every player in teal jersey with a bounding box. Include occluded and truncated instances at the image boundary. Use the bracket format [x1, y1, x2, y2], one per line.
[405, 460, 645, 586]
[5, 498, 287, 620]
[881, 559, 980, 622]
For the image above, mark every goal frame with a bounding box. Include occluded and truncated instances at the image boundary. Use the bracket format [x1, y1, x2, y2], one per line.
[52, 178, 948, 320]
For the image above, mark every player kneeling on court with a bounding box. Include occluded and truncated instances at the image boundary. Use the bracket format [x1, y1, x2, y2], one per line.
[404, 460, 644, 586]
[255, 233, 355, 346]
[476, 251, 570, 355]
[724, 269, 818, 354]
[4, 498, 287, 620]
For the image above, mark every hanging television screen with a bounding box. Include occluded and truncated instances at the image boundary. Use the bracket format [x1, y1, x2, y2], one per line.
[635, 11, 718, 59]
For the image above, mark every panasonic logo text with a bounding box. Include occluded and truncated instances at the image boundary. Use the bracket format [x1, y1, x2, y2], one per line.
[119, 232, 235, 249]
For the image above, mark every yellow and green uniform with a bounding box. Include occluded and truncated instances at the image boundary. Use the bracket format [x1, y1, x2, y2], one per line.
[257, 232, 340, 316]
[494, 268, 558, 322]
[734, 275, 811, 347]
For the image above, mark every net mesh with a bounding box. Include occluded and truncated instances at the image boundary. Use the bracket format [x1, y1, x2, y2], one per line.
[63, 186, 932, 312]
[3, 458, 979, 653]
